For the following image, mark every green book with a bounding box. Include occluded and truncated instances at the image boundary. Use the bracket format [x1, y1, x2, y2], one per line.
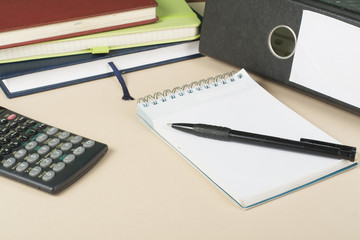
[0, 0, 201, 63]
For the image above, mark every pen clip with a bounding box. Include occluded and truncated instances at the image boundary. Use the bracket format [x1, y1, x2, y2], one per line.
[300, 138, 356, 151]
[300, 138, 357, 161]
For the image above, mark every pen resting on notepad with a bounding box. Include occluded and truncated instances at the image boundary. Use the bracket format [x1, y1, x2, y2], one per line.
[169, 123, 358, 162]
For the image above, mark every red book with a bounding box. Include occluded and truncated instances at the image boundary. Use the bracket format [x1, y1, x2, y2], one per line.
[0, 0, 158, 49]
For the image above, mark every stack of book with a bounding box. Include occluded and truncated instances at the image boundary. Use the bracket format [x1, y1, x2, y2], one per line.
[0, 0, 202, 98]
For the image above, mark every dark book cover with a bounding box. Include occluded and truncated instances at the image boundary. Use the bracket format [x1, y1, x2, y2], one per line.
[0, 0, 158, 49]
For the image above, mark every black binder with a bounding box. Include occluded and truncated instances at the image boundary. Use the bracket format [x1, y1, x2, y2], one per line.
[199, 0, 360, 115]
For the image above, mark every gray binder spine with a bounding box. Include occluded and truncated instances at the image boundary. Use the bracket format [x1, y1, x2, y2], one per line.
[199, 0, 360, 114]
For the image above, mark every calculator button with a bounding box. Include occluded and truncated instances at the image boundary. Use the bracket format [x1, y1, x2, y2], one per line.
[18, 126, 27, 132]
[14, 149, 27, 159]
[42, 171, 55, 182]
[10, 141, 21, 148]
[0, 118, 8, 125]
[70, 136, 83, 144]
[27, 129, 37, 136]
[27, 153, 40, 163]
[37, 123, 47, 130]
[3, 157, 16, 168]
[53, 162, 65, 172]
[48, 138, 60, 148]
[27, 120, 37, 127]
[83, 140, 95, 148]
[46, 127, 58, 136]
[25, 141, 38, 150]
[9, 122, 18, 129]
[1, 148, 12, 155]
[2, 137, 10, 144]
[36, 133, 48, 143]
[16, 162, 29, 172]
[10, 131, 19, 138]
[17, 117, 26, 123]
[29, 166, 42, 177]
[58, 131, 70, 140]
[19, 135, 29, 141]
[50, 150, 63, 159]
[63, 154, 75, 164]
[40, 158, 52, 168]
[1, 128, 9, 134]
[38, 145, 50, 155]
[7, 114, 16, 121]
[73, 146, 85, 156]
[61, 142, 73, 152]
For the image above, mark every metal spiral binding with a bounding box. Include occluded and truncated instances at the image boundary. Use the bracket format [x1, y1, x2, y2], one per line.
[137, 70, 238, 107]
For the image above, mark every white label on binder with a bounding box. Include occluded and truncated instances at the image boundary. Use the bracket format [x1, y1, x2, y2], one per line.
[289, 10, 360, 108]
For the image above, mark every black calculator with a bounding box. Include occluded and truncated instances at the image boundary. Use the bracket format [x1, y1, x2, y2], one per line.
[0, 106, 108, 194]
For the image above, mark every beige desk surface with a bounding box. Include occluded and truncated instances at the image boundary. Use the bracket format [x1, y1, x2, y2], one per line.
[2, 5, 360, 240]
[1, 56, 360, 240]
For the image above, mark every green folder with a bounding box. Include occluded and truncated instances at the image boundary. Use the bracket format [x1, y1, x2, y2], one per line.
[0, 0, 201, 64]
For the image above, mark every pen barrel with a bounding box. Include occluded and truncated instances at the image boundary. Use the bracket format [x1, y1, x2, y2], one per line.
[228, 130, 302, 149]
[172, 123, 357, 161]
[228, 130, 357, 161]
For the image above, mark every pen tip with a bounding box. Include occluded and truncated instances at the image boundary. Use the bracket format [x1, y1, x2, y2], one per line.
[167, 123, 173, 127]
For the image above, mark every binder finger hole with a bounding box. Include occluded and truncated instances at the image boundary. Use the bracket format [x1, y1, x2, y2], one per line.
[268, 25, 296, 59]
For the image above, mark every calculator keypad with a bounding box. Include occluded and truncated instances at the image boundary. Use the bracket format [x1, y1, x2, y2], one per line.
[0, 107, 108, 193]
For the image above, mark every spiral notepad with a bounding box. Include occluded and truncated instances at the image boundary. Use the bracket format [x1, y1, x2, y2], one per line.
[136, 69, 357, 209]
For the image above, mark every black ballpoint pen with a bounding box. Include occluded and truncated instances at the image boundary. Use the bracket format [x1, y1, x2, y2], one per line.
[169, 123, 359, 162]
